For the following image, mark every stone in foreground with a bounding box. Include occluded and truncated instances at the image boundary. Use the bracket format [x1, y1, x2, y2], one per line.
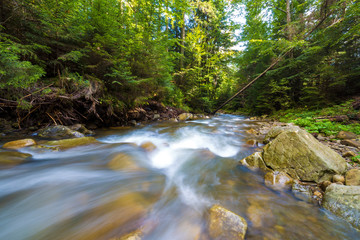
[322, 184, 360, 230]
[2, 139, 36, 149]
[208, 204, 247, 240]
[262, 128, 347, 182]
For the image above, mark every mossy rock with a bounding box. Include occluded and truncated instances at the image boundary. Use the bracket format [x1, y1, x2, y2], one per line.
[37, 125, 85, 139]
[2, 139, 37, 149]
[322, 184, 360, 230]
[43, 137, 100, 150]
[207, 204, 247, 240]
[0, 151, 32, 167]
[263, 128, 347, 182]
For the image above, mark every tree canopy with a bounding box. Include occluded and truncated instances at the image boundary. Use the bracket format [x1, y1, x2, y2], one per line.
[0, 0, 359, 124]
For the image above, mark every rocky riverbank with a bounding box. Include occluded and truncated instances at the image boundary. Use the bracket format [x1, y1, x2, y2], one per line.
[1, 114, 359, 238]
[240, 118, 360, 230]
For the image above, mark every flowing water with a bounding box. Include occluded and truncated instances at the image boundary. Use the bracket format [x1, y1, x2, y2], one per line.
[0, 114, 359, 240]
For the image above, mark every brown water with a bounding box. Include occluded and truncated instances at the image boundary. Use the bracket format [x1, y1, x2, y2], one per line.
[0, 114, 359, 239]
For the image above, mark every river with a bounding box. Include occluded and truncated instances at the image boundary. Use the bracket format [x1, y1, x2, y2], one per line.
[0, 114, 359, 239]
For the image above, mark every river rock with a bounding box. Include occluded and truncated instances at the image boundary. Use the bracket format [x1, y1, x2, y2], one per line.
[340, 139, 360, 148]
[345, 169, 360, 186]
[322, 184, 360, 230]
[342, 151, 356, 158]
[116, 229, 143, 240]
[108, 153, 144, 172]
[43, 137, 99, 150]
[37, 125, 85, 139]
[2, 138, 37, 149]
[264, 171, 293, 190]
[0, 151, 32, 167]
[246, 199, 274, 228]
[336, 131, 357, 139]
[263, 125, 301, 144]
[319, 181, 332, 191]
[140, 142, 157, 152]
[83, 192, 158, 240]
[262, 127, 347, 182]
[245, 139, 257, 147]
[69, 124, 94, 135]
[178, 113, 193, 121]
[332, 174, 345, 183]
[246, 128, 257, 135]
[239, 152, 267, 171]
[292, 181, 313, 202]
[207, 205, 247, 240]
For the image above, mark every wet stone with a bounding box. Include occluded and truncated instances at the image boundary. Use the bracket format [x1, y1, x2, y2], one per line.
[43, 137, 100, 150]
[0, 151, 32, 167]
[140, 142, 157, 152]
[108, 153, 144, 172]
[2, 138, 37, 149]
[207, 205, 247, 240]
[264, 171, 293, 190]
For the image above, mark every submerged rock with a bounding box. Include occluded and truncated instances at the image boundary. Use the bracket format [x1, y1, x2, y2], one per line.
[108, 153, 144, 172]
[43, 137, 99, 150]
[0, 151, 32, 167]
[345, 169, 360, 186]
[322, 184, 360, 230]
[2, 139, 36, 149]
[140, 142, 157, 152]
[116, 229, 143, 240]
[262, 127, 347, 182]
[264, 171, 293, 190]
[292, 181, 313, 202]
[37, 125, 85, 139]
[207, 204, 247, 240]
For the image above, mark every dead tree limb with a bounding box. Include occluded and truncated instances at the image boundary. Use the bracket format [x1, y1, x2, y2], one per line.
[212, 11, 333, 115]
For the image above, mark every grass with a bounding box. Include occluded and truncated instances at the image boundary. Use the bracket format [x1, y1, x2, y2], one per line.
[273, 100, 360, 136]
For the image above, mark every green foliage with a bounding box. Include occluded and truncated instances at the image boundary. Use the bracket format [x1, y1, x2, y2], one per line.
[232, 0, 360, 115]
[0, 38, 45, 88]
[276, 100, 360, 136]
[351, 154, 360, 164]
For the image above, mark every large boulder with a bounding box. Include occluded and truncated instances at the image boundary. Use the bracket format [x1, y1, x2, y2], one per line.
[2, 139, 36, 149]
[322, 184, 360, 230]
[263, 125, 301, 144]
[262, 128, 347, 182]
[207, 204, 247, 240]
[37, 125, 85, 139]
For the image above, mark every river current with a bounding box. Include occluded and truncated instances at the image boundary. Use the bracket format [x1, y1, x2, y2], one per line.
[0, 114, 359, 239]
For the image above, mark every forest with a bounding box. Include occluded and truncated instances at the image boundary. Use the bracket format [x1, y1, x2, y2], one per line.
[0, 0, 359, 126]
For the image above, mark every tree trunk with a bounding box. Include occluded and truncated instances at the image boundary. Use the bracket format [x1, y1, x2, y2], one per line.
[286, 0, 292, 41]
[180, 12, 185, 70]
